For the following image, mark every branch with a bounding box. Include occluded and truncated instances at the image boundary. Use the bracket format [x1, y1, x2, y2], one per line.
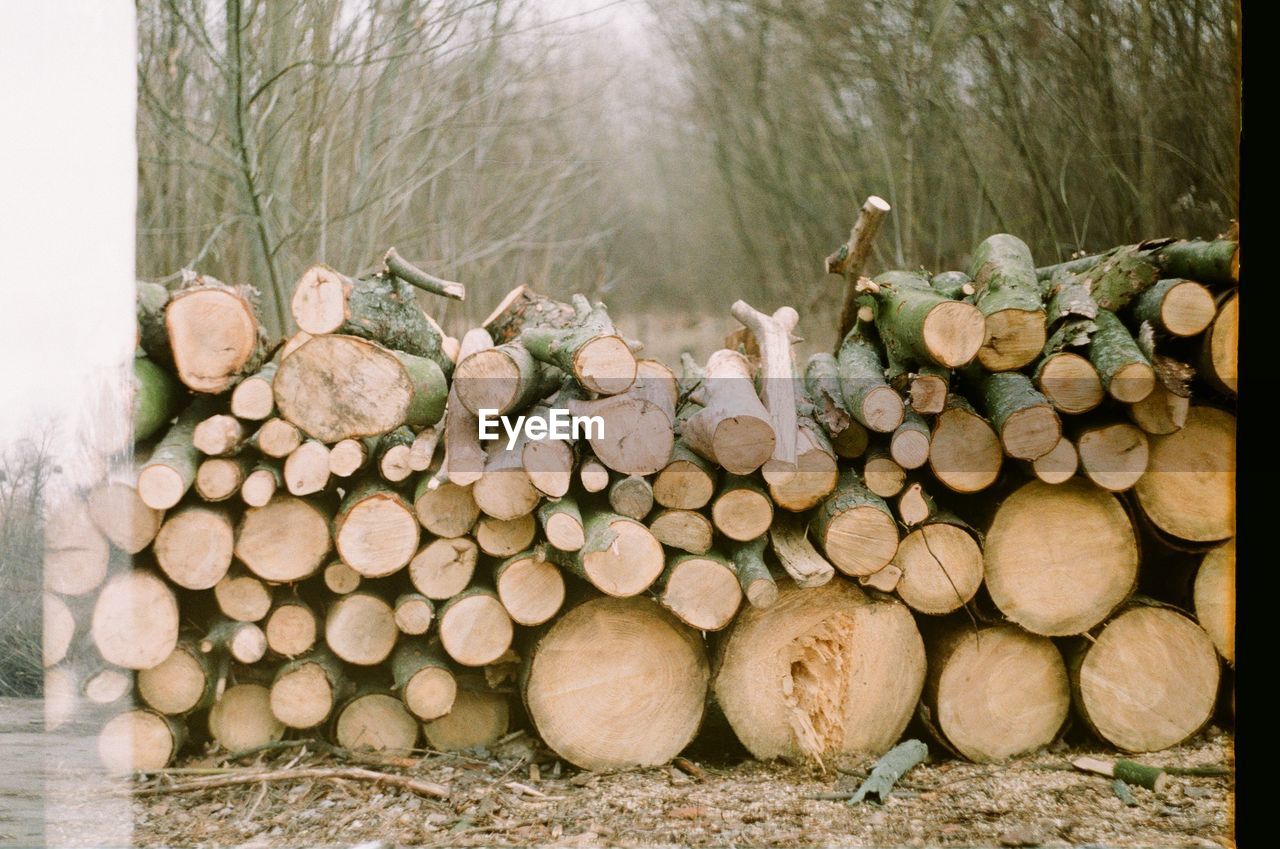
[131, 766, 449, 800]
[383, 247, 466, 301]
[828, 196, 891, 345]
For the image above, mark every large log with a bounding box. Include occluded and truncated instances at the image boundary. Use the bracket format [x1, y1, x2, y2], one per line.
[984, 479, 1137, 636]
[1072, 605, 1220, 752]
[1133, 406, 1235, 542]
[923, 623, 1069, 762]
[523, 596, 708, 771]
[967, 234, 1046, 371]
[1194, 539, 1235, 666]
[235, 495, 332, 583]
[892, 518, 984, 615]
[91, 569, 180, 670]
[165, 275, 269, 393]
[333, 480, 419, 578]
[811, 469, 899, 577]
[152, 505, 234, 590]
[1035, 238, 1239, 288]
[714, 580, 924, 762]
[273, 334, 446, 443]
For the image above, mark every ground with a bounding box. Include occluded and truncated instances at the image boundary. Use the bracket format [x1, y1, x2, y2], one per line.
[2, 698, 1234, 848]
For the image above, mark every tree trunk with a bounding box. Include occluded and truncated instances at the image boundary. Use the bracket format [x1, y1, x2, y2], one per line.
[323, 561, 362, 596]
[810, 469, 899, 577]
[325, 591, 398, 666]
[577, 455, 610, 492]
[517, 405, 575, 497]
[1133, 406, 1235, 542]
[435, 328, 494, 487]
[522, 596, 708, 771]
[495, 549, 566, 626]
[731, 300, 800, 470]
[967, 234, 1047, 371]
[91, 569, 180, 670]
[235, 495, 332, 582]
[984, 479, 1137, 636]
[1129, 380, 1190, 435]
[165, 276, 269, 393]
[714, 580, 924, 763]
[438, 587, 514, 667]
[153, 505, 234, 590]
[408, 537, 478, 600]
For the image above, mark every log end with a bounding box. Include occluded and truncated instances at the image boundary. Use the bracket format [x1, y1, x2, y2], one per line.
[977, 309, 1046, 372]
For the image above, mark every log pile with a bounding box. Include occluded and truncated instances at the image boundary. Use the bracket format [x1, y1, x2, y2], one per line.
[46, 217, 1236, 777]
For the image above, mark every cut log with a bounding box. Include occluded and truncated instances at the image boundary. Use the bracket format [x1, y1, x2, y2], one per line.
[453, 342, 559, 417]
[608, 474, 655, 521]
[208, 683, 285, 751]
[239, 461, 281, 507]
[567, 359, 677, 476]
[132, 356, 184, 445]
[409, 427, 440, 472]
[514, 405, 575, 497]
[1131, 278, 1216, 337]
[648, 508, 714, 555]
[1076, 421, 1150, 492]
[731, 300, 800, 470]
[326, 592, 399, 666]
[682, 349, 775, 473]
[91, 569, 180, 670]
[334, 480, 419, 578]
[249, 417, 303, 459]
[895, 482, 936, 527]
[904, 367, 950, 416]
[889, 411, 931, 470]
[153, 505, 234, 590]
[892, 518, 984, 615]
[727, 537, 779, 609]
[87, 465, 164, 554]
[1037, 238, 1239, 287]
[323, 560, 362, 595]
[711, 474, 774, 542]
[473, 443, 541, 521]
[423, 682, 510, 752]
[409, 537, 478, 599]
[829, 418, 870, 458]
[537, 496, 585, 552]
[544, 511, 665, 597]
[968, 234, 1047, 371]
[495, 549, 567, 626]
[43, 498, 110, 596]
[290, 265, 453, 372]
[862, 446, 907, 499]
[393, 593, 435, 636]
[414, 477, 480, 538]
[273, 334, 447, 443]
[923, 623, 1069, 762]
[279, 330, 313, 360]
[136, 281, 172, 366]
[868, 270, 986, 369]
[329, 435, 378, 478]
[1072, 605, 1220, 752]
[1129, 381, 1190, 435]
[1194, 539, 1235, 665]
[836, 328, 903, 433]
[283, 440, 331, 496]
[264, 594, 319, 658]
[764, 420, 839, 511]
[1030, 437, 1078, 485]
[984, 479, 1137, 636]
[137, 639, 218, 715]
[42, 593, 75, 668]
[391, 640, 457, 721]
[229, 361, 278, 421]
[1088, 310, 1156, 403]
[474, 512, 538, 557]
[201, 618, 268, 665]
[376, 426, 415, 483]
[435, 329, 492, 488]
[928, 395, 1002, 493]
[269, 648, 347, 729]
[333, 689, 420, 753]
[1034, 352, 1104, 415]
[768, 512, 835, 588]
[138, 397, 218, 509]
[98, 709, 185, 773]
[804, 352, 856, 437]
[652, 442, 717, 510]
[578, 455, 610, 493]
[213, 567, 273, 622]
[811, 469, 899, 577]
[1200, 292, 1238, 396]
[714, 580, 925, 762]
[438, 588, 514, 667]
[967, 370, 1061, 460]
[83, 667, 132, 707]
[1133, 406, 1235, 542]
[930, 270, 976, 299]
[195, 456, 251, 502]
[192, 414, 245, 457]
[235, 495, 332, 582]
[165, 276, 268, 393]
[523, 596, 708, 771]
[519, 294, 637, 395]
[657, 553, 743, 629]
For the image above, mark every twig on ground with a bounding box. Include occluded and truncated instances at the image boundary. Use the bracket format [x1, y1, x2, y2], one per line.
[131, 766, 449, 800]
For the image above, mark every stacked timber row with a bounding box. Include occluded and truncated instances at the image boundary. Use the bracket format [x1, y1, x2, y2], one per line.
[44, 221, 1236, 775]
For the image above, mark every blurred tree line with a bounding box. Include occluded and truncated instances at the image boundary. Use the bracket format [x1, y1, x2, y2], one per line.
[137, 0, 1239, 336]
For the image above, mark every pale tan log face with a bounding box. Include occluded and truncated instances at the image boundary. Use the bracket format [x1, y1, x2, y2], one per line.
[270, 663, 334, 729]
[91, 570, 180, 670]
[326, 593, 398, 666]
[439, 593, 513, 666]
[893, 524, 983, 615]
[1036, 352, 1102, 414]
[336, 494, 419, 578]
[208, 684, 285, 751]
[496, 555, 566, 626]
[138, 646, 207, 715]
[1134, 406, 1235, 542]
[978, 308, 1045, 372]
[423, 688, 509, 752]
[236, 496, 332, 582]
[167, 289, 259, 393]
[1194, 539, 1235, 665]
[335, 694, 419, 753]
[98, 710, 176, 773]
[404, 667, 457, 721]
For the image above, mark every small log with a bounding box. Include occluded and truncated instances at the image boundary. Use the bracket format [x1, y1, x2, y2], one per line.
[239, 461, 282, 507]
[895, 481, 936, 527]
[283, 439, 331, 496]
[495, 549, 567, 626]
[846, 739, 929, 804]
[930, 270, 975, 299]
[517, 405, 575, 497]
[165, 275, 269, 393]
[213, 566, 273, 622]
[437, 328, 494, 487]
[392, 640, 457, 721]
[1033, 352, 1104, 415]
[82, 667, 131, 707]
[1194, 539, 1235, 665]
[376, 426, 416, 483]
[249, 417, 303, 459]
[333, 687, 421, 754]
[928, 395, 1002, 494]
[409, 427, 440, 472]
[537, 496, 585, 552]
[682, 349, 775, 474]
[608, 474, 655, 521]
[804, 352, 855, 438]
[334, 480, 420, 578]
[137, 638, 219, 716]
[648, 508, 714, 554]
[544, 510, 665, 597]
[382, 246, 465, 300]
[652, 442, 717, 510]
[453, 342, 560, 417]
[1133, 407, 1235, 542]
[326, 591, 399, 666]
[43, 498, 110, 595]
[329, 435, 379, 478]
[811, 469, 899, 577]
[409, 537, 479, 600]
[473, 442, 541, 521]
[42, 593, 75, 668]
[195, 455, 252, 502]
[1128, 381, 1190, 435]
[423, 679, 509, 752]
[892, 516, 984, 615]
[235, 495, 332, 583]
[731, 300, 800, 471]
[414, 477, 480, 538]
[192, 414, 246, 457]
[138, 397, 219, 510]
[1200, 292, 1237, 396]
[201, 618, 268, 665]
[98, 709, 186, 773]
[656, 552, 743, 630]
[863, 445, 906, 499]
[727, 536, 779, 609]
[889, 410, 931, 470]
[229, 361, 278, 421]
[836, 327, 903, 433]
[868, 270, 986, 370]
[269, 647, 348, 729]
[438, 588, 514, 667]
[519, 294, 638, 395]
[578, 455, 610, 493]
[153, 504, 234, 590]
[208, 683, 285, 751]
[1029, 436, 1078, 485]
[767, 512, 835, 588]
[87, 462, 165, 553]
[567, 359, 677, 476]
[323, 560, 362, 595]
[264, 593, 319, 658]
[1088, 310, 1156, 403]
[91, 569, 180, 670]
[764, 419, 839, 512]
[966, 370, 1061, 460]
[132, 356, 184, 445]
[1130, 278, 1216, 337]
[394, 593, 435, 636]
[968, 234, 1047, 371]
[1076, 421, 1150, 492]
[475, 512, 538, 557]
[1072, 756, 1170, 792]
[136, 281, 172, 366]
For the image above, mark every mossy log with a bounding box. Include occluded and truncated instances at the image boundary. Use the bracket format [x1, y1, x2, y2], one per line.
[965, 369, 1061, 460]
[868, 270, 986, 370]
[133, 356, 183, 444]
[835, 326, 903, 433]
[137, 396, 219, 510]
[519, 294, 637, 395]
[391, 640, 457, 721]
[1130, 278, 1217, 337]
[1088, 310, 1156, 403]
[967, 234, 1047, 371]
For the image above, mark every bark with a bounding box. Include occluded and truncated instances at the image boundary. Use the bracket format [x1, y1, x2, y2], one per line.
[133, 356, 183, 445]
[1036, 238, 1239, 288]
[726, 536, 778, 610]
[681, 349, 774, 474]
[869, 270, 986, 370]
[835, 326, 903, 433]
[731, 299, 800, 470]
[965, 369, 1061, 460]
[138, 396, 219, 510]
[1088, 310, 1156, 403]
[519, 294, 637, 395]
[846, 740, 929, 803]
[811, 469, 899, 577]
[967, 234, 1047, 371]
[382, 247, 466, 301]
[1130, 278, 1216, 337]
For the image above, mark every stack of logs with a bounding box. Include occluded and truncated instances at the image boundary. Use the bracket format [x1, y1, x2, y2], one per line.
[43, 222, 1237, 775]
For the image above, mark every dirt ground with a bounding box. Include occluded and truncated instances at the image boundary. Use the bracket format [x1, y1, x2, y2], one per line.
[112, 726, 1235, 849]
